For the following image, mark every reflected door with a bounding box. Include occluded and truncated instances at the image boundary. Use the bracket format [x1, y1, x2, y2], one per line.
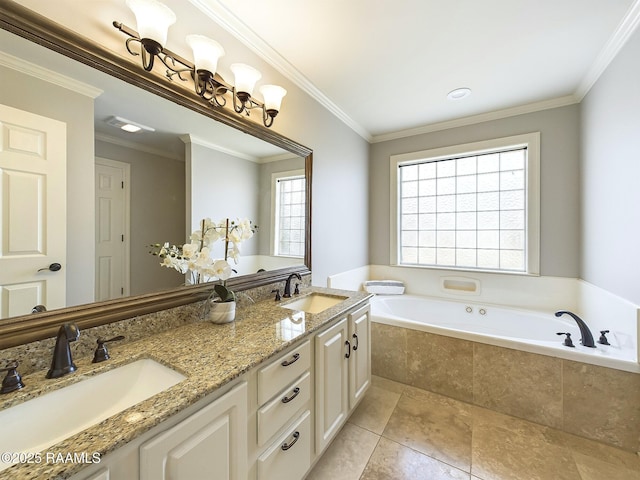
[95, 158, 129, 301]
[0, 104, 66, 318]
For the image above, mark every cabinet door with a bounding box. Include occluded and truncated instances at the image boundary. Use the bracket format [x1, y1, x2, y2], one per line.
[315, 317, 349, 454]
[349, 304, 371, 409]
[140, 382, 247, 480]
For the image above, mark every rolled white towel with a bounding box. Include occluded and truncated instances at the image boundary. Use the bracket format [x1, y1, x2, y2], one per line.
[363, 280, 405, 295]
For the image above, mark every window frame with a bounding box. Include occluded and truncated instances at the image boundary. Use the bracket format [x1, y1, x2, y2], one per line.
[270, 168, 306, 258]
[390, 132, 540, 275]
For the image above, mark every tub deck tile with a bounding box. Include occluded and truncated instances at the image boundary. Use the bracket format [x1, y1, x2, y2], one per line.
[407, 330, 474, 403]
[473, 343, 563, 429]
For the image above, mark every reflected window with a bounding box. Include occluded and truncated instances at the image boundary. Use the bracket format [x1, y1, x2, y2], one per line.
[273, 170, 305, 257]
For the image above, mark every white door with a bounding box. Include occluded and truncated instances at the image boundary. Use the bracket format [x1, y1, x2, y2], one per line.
[95, 158, 129, 301]
[0, 104, 66, 318]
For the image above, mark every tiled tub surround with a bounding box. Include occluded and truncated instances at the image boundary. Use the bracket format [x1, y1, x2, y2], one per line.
[0, 285, 368, 479]
[371, 321, 640, 453]
[372, 294, 638, 372]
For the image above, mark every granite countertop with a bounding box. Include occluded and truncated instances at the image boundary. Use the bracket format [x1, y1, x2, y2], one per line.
[0, 286, 371, 480]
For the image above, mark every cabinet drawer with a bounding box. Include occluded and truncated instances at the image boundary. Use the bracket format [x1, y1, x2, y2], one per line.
[258, 340, 310, 405]
[258, 371, 310, 446]
[257, 410, 311, 480]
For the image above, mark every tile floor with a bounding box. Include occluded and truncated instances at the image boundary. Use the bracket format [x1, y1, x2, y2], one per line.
[306, 376, 640, 480]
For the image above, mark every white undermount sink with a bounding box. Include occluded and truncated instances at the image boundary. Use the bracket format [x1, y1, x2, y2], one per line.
[0, 358, 185, 472]
[280, 293, 347, 314]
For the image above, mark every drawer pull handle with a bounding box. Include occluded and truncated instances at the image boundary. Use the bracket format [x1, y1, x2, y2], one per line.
[281, 387, 301, 404]
[281, 353, 300, 367]
[352, 333, 359, 351]
[345, 340, 351, 359]
[281, 431, 300, 451]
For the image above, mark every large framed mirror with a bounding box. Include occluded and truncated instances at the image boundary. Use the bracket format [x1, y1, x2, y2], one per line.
[0, 1, 312, 348]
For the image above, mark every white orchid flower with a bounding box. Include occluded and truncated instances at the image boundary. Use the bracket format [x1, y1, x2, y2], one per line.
[227, 244, 240, 263]
[228, 228, 242, 244]
[181, 242, 198, 259]
[212, 259, 232, 281]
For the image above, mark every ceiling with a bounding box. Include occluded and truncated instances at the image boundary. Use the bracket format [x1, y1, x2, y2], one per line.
[202, 0, 640, 141]
[9, 0, 640, 144]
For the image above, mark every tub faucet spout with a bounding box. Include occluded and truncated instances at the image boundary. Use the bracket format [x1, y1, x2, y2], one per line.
[555, 311, 595, 348]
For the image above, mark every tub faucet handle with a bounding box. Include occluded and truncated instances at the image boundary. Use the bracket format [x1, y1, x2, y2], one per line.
[556, 332, 575, 348]
[272, 289, 281, 301]
[598, 330, 610, 345]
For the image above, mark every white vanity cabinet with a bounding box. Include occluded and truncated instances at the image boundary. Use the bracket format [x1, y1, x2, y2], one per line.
[69, 299, 370, 480]
[139, 381, 248, 480]
[315, 304, 371, 454]
[251, 340, 313, 480]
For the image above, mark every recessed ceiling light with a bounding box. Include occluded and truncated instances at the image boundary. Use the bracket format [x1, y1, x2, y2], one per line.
[447, 88, 472, 101]
[105, 116, 155, 133]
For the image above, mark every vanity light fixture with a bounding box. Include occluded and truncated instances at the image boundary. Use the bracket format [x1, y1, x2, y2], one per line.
[113, 0, 287, 127]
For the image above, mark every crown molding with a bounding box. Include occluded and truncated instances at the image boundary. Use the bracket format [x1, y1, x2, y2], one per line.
[575, 0, 640, 100]
[189, 0, 638, 145]
[188, 0, 372, 142]
[179, 133, 259, 162]
[371, 94, 579, 143]
[0, 50, 102, 98]
[96, 132, 182, 161]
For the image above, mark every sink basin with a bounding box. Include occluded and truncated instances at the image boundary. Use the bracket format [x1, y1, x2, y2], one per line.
[280, 293, 347, 314]
[0, 358, 185, 472]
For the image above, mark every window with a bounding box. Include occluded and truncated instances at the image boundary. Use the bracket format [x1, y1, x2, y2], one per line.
[390, 133, 540, 274]
[273, 171, 306, 257]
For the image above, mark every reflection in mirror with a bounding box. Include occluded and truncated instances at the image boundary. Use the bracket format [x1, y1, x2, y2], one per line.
[0, 11, 309, 324]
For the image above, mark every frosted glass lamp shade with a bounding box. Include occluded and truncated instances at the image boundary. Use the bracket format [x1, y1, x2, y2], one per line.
[126, 0, 176, 47]
[186, 35, 225, 75]
[230, 63, 262, 96]
[259, 85, 287, 112]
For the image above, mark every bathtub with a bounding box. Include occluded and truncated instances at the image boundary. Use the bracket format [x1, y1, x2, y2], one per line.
[370, 294, 639, 373]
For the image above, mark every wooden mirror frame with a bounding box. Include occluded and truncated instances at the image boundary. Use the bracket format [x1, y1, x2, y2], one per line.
[0, 1, 312, 349]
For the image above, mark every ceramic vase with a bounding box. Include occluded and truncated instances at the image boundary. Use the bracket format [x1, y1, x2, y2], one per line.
[207, 300, 236, 324]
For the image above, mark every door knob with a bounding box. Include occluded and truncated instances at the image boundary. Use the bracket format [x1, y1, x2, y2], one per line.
[38, 263, 62, 272]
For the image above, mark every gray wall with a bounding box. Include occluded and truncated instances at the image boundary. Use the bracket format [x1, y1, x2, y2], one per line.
[0, 65, 95, 307]
[95, 140, 185, 296]
[369, 105, 581, 278]
[187, 142, 260, 260]
[580, 27, 640, 305]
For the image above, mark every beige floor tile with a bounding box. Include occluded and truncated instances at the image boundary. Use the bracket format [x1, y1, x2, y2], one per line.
[349, 381, 402, 434]
[471, 406, 582, 480]
[573, 452, 640, 480]
[306, 423, 379, 480]
[371, 374, 407, 394]
[549, 428, 640, 472]
[360, 437, 470, 480]
[383, 385, 473, 472]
